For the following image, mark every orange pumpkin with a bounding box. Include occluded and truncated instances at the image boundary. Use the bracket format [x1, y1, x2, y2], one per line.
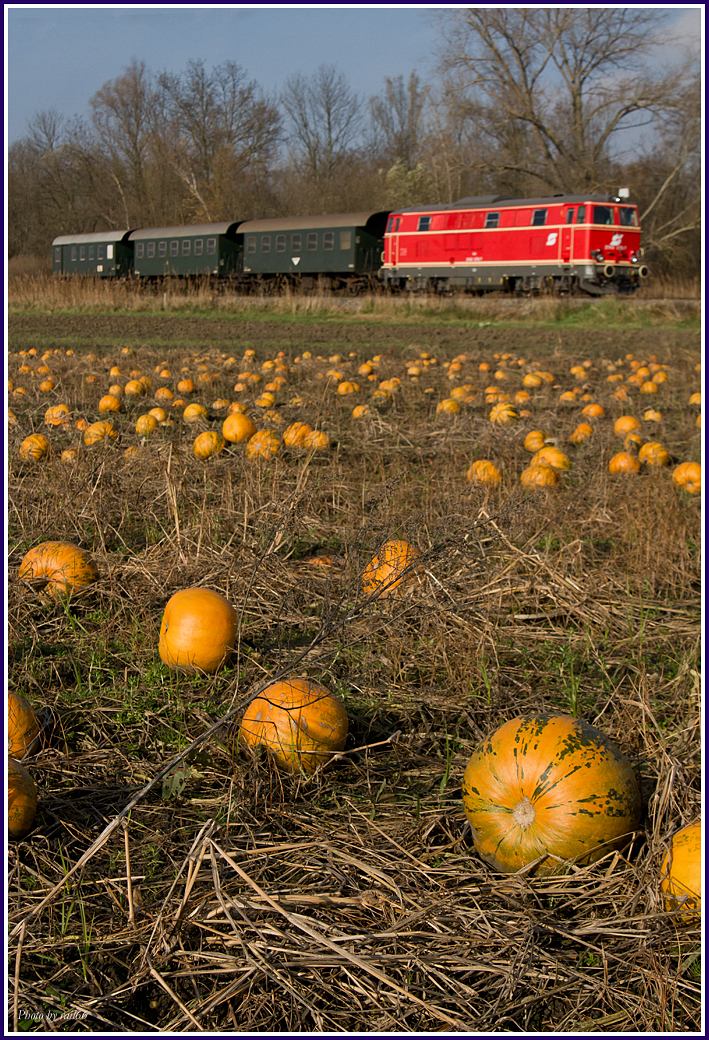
[8, 757, 38, 840]
[520, 463, 559, 488]
[239, 678, 348, 774]
[282, 421, 312, 447]
[8, 691, 41, 757]
[638, 442, 670, 467]
[467, 460, 502, 487]
[362, 540, 421, 599]
[613, 415, 641, 438]
[19, 434, 50, 461]
[135, 413, 158, 436]
[462, 714, 642, 875]
[193, 430, 225, 459]
[159, 587, 238, 673]
[523, 430, 548, 453]
[98, 394, 123, 413]
[302, 429, 330, 451]
[222, 413, 257, 443]
[530, 446, 571, 471]
[19, 541, 99, 599]
[609, 451, 641, 475]
[568, 423, 593, 444]
[672, 462, 701, 495]
[183, 403, 208, 424]
[660, 819, 701, 923]
[84, 421, 118, 446]
[245, 429, 281, 459]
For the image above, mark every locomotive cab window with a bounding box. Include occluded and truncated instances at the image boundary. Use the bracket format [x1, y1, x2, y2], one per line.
[417, 216, 431, 232]
[147, 243, 156, 258]
[484, 212, 499, 229]
[576, 206, 586, 224]
[194, 239, 203, 255]
[592, 206, 613, 225]
[307, 233, 317, 251]
[158, 242, 167, 257]
[182, 240, 191, 255]
[566, 208, 575, 223]
[206, 238, 216, 255]
[532, 209, 547, 226]
[170, 241, 179, 257]
[323, 232, 335, 251]
[340, 230, 351, 250]
[261, 236, 271, 253]
[386, 216, 396, 233]
[618, 207, 638, 227]
[276, 235, 286, 252]
[291, 234, 302, 251]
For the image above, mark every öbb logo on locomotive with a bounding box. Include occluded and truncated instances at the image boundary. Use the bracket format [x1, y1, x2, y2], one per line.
[52, 189, 648, 297]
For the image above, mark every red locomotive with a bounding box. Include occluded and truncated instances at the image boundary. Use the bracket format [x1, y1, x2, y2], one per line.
[379, 190, 649, 296]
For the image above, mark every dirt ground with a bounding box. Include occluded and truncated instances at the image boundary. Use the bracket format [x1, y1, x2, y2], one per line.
[8, 314, 701, 361]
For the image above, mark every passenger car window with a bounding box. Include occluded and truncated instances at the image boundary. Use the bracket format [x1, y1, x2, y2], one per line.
[340, 230, 352, 250]
[291, 234, 302, 251]
[147, 243, 155, 258]
[170, 241, 179, 256]
[207, 238, 216, 255]
[276, 235, 286, 252]
[97, 245, 104, 260]
[194, 239, 203, 255]
[307, 233, 317, 251]
[261, 236, 271, 253]
[323, 232, 335, 250]
[136, 243, 144, 259]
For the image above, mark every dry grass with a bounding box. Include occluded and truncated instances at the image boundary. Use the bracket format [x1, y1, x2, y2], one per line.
[7, 329, 701, 1032]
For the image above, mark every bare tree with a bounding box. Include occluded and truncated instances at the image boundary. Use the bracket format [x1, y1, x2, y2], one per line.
[434, 8, 693, 193]
[369, 71, 428, 169]
[89, 59, 158, 225]
[281, 65, 362, 189]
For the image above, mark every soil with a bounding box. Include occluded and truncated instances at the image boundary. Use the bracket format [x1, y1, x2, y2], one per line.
[8, 314, 701, 360]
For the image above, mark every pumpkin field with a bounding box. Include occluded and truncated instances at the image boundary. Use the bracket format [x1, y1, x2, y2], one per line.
[7, 304, 702, 1033]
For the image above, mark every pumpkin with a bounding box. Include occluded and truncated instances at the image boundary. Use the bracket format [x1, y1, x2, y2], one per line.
[437, 398, 460, 415]
[302, 429, 330, 451]
[19, 541, 99, 599]
[44, 404, 71, 426]
[282, 421, 312, 448]
[462, 714, 642, 875]
[638, 442, 670, 467]
[239, 678, 348, 774]
[135, 413, 158, 436]
[643, 409, 662, 423]
[84, 421, 118, 446]
[124, 379, 146, 397]
[193, 430, 225, 459]
[8, 757, 38, 840]
[520, 463, 559, 488]
[467, 460, 502, 487]
[183, 403, 208, 424]
[568, 423, 593, 444]
[523, 430, 548, 453]
[337, 381, 359, 395]
[245, 429, 281, 459]
[352, 404, 370, 418]
[609, 451, 640, 475]
[362, 539, 422, 599]
[98, 394, 123, 413]
[19, 434, 50, 461]
[660, 819, 701, 923]
[613, 415, 641, 438]
[530, 447, 571, 471]
[8, 691, 41, 757]
[672, 462, 701, 495]
[159, 587, 238, 673]
[489, 402, 519, 425]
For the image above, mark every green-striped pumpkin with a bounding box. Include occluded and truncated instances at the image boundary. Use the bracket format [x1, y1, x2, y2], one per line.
[462, 714, 642, 875]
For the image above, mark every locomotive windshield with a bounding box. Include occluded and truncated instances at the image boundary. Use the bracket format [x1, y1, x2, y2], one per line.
[618, 208, 638, 227]
[592, 206, 614, 225]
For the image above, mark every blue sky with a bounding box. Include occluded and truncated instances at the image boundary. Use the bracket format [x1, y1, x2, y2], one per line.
[5, 5, 702, 146]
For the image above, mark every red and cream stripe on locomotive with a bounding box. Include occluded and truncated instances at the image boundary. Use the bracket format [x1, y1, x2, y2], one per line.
[379, 191, 648, 296]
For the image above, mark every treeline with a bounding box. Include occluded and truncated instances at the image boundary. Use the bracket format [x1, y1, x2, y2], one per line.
[8, 9, 700, 277]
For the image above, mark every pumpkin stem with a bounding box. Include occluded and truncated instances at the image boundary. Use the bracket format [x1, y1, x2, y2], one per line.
[512, 795, 536, 828]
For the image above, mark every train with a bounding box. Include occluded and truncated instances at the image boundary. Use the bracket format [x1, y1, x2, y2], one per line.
[51, 189, 649, 296]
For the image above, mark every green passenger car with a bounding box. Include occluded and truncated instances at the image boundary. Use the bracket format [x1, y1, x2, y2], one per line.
[237, 212, 389, 288]
[129, 223, 242, 278]
[52, 231, 133, 277]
